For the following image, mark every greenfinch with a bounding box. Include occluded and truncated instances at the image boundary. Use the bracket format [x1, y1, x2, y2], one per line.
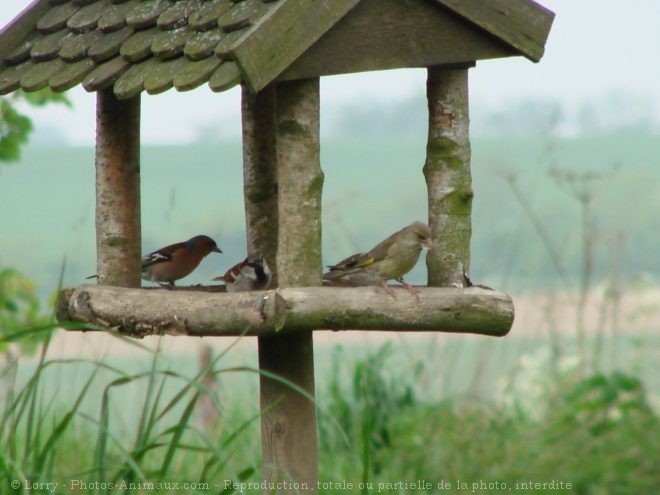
[323, 221, 432, 299]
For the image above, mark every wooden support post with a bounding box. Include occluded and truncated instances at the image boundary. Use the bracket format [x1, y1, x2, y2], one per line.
[94, 89, 141, 287]
[242, 83, 279, 283]
[258, 78, 321, 493]
[424, 67, 473, 287]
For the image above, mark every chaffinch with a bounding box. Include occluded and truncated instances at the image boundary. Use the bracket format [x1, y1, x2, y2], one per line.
[323, 221, 432, 299]
[212, 253, 272, 292]
[141, 235, 222, 287]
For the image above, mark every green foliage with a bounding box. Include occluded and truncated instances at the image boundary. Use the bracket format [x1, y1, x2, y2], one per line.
[551, 371, 654, 435]
[320, 344, 417, 481]
[538, 371, 660, 495]
[0, 339, 262, 495]
[19, 88, 70, 109]
[0, 98, 32, 162]
[0, 264, 51, 356]
[0, 335, 658, 494]
[316, 355, 660, 495]
[0, 89, 70, 164]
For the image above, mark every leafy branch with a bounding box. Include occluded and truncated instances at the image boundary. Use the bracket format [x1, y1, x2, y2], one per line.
[0, 88, 70, 164]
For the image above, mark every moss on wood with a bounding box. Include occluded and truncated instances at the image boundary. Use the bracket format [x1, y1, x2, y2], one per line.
[424, 67, 472, 287]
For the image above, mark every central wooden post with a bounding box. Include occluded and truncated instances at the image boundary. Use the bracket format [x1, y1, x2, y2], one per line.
[242, 78, 321, 492]
[94, 89, 141, 287]
[424, 66, 473, 287]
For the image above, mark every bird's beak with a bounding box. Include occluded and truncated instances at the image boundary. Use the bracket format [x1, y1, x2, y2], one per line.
[213, 247, 223, 254]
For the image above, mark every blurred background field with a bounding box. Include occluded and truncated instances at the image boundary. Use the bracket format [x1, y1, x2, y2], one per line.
[2, 132, 660, 296]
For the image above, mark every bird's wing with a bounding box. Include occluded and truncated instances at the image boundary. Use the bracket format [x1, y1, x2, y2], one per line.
[142, 249, 174, 268]
[327, 232, 398, 272]
[327, 252, 374, 271]
[365, 233, 397, 263]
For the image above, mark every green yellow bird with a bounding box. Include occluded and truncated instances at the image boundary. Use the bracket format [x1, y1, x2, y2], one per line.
[323, 221, 432, 299]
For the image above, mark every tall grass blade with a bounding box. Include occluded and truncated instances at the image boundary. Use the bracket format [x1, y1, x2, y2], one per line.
[223, 366, 350, 446]
[34, 366, 99, 472]
[219, 467, 256, 495]
[359, 380, 371, 495]
[158, 392, 199, 477]
[80, 411, 149, 482]
[197, 399, 280, 482]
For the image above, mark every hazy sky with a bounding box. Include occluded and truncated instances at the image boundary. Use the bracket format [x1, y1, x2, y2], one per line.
[1, 0, 659, 144]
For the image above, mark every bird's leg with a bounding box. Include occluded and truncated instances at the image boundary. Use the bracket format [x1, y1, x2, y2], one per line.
[158, 281, 175, 290]
[379, 279, 398, 299]
[397, 277, 420, 301]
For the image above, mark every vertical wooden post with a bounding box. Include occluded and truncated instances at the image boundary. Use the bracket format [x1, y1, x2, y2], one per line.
[258, 78, 321, 493]
[424, 67, 473, 287]
[94, 89, 141, 287]
[242, 83, 279, 283]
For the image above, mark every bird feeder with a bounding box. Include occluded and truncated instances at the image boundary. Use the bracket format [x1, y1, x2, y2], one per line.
[0, 0, 554, 491]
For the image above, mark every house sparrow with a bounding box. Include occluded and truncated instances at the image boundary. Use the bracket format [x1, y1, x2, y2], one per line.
[323, 221, 432, 299]
[212, 253, 272, 292]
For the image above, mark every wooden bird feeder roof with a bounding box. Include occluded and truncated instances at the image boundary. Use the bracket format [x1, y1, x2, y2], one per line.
[0, 0, 554, 99]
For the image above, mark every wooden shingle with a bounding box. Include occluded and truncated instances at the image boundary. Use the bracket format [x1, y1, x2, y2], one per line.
[67, 0, 110, 34]
[60, 30, 104, 62]
[97, 1, 136, 33]
[36, 2, 80, 34]
[49, 57, 95, 91]
[3, 34, 39, 66]
[82, 54, 129, 91]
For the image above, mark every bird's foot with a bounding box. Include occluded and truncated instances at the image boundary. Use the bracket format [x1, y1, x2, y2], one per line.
[397, 277, 421, 301]
[379, 279, 398, 299]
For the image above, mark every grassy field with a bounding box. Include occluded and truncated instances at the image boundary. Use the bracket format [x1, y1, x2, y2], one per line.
[2, 321, 659, 494]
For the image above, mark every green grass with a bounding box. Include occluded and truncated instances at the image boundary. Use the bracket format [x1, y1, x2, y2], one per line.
[1, 326, 659, 494]
[316, 342, 660, 494]
[0, 331, 264, 494]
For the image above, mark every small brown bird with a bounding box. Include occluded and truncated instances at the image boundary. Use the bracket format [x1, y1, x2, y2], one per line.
[212, 254, 272, 292]
[141, 235, 222, 287]
[323, 221, 432, 299]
